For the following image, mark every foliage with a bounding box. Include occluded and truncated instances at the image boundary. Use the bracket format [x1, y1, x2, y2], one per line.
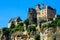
[41, 22, 56, 31]
[0, 31, 1, 33]
[9, 28, 14, 35]
[51, 16, 60, 27]
[16, 22, 24, 31]
[9, 22, 24, 35]
[2, 28, 9, 35]
[57, 20, 60, 27]
[34, 34, 40, 40]
[2, 22, 24, 36]
[15, 26, 24, 31]
[40, 16, 60, 31]
[17, 22, 23, 26]
[0, 29, 2, 35]
[41, 24, 48, 31]
[27, 24, 36, 32]
[24, 19, 29, 24]
[10, 22, 15, 28]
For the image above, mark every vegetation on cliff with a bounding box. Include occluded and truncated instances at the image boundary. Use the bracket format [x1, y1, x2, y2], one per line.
[27, 24, 36, 32]
[34, 34, 40, 40]
[41, 15, 60, 31]
[1, 15, 60, 40]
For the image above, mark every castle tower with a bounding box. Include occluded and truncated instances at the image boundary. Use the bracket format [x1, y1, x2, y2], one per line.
[35, 4, 40, 10]
[35, 4, 41, 24]
[42, 4, 44, 9]
[28, 8, 37, 24]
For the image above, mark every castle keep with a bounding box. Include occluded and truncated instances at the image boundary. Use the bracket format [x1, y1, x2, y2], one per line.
[28, 4, 56, 24]
[28, 8, 37, 24]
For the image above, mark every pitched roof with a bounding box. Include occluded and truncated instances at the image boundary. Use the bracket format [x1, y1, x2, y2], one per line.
[8, 16, 22, 23]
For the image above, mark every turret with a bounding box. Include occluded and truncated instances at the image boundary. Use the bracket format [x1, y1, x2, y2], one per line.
[36, 4, 40, 10]
[42, 4, 45, 9]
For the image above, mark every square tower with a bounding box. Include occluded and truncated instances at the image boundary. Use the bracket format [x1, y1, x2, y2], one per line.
[36, 4, 56, 24]
[28, 8, 37, 24]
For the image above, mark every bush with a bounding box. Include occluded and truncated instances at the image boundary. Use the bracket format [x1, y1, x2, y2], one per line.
[34, 34, 40, 40]
[27, 24, 36, 32]
[2, 28, 9, 35]
[10, 23, 15, 28]
[57, 20, 60, 27]
[24, 19, 29, 24]
[41, 24, 48, 31]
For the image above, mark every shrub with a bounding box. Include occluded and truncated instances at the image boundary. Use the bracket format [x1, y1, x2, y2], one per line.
[34, 34, 40, 40]
[27, 24, 36, 32]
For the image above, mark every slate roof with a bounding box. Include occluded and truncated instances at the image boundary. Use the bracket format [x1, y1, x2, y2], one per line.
[8, 16, 22, 23]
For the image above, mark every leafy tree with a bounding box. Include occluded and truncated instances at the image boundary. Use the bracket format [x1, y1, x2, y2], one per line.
[10, 22, 15, 28]
[2, 28, 9, 35]
[27, 24, 36, 32]
[16, 26, 24, 31]
[9, 22, 24, 35]
[41, 24, 48, 31]
[9, 29, 14, 35]
[16, 22, 24, 31]
[24, 19, 29, 24]
[57, 20, 60, 27]
[51, 16, 60, 27]
[17, 22, 23, 26]
[34, 34, 40, 40]
[0, 30, 2, 35]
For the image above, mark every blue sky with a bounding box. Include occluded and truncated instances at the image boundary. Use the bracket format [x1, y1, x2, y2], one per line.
[0, 0, 60, 28]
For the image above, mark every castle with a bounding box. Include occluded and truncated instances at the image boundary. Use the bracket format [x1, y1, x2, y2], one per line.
[3, 4, 60, 40]
[8, 4, 56, 28]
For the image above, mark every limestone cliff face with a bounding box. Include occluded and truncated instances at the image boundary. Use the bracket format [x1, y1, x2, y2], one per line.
[11, 31, 23, 40]
[10, 27, 60, 40]
[56, 27, 60, 40]
[1, 27, 60, 40]
[1, 35, 10, 40]
[40, 27, 60, 40]
[11, 31, 34, 40]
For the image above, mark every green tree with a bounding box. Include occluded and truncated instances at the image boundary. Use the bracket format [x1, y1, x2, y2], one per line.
[41, 24, 48, 31]
[51, 16, 60, 27]
[34, 34, 40, 40]
[10, 22, 15, 28]
[24, 19, 29, 24]
[17, 22, 23, 26]
[27, 24, 36, 32]
[9, 22, 24, 35]
[15, 22, 24, 31]
[57, 20, 60, 27]
[2, 28, 9, 35]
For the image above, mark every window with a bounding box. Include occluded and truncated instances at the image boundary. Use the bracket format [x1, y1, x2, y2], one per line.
[45, 10, 46, 11]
